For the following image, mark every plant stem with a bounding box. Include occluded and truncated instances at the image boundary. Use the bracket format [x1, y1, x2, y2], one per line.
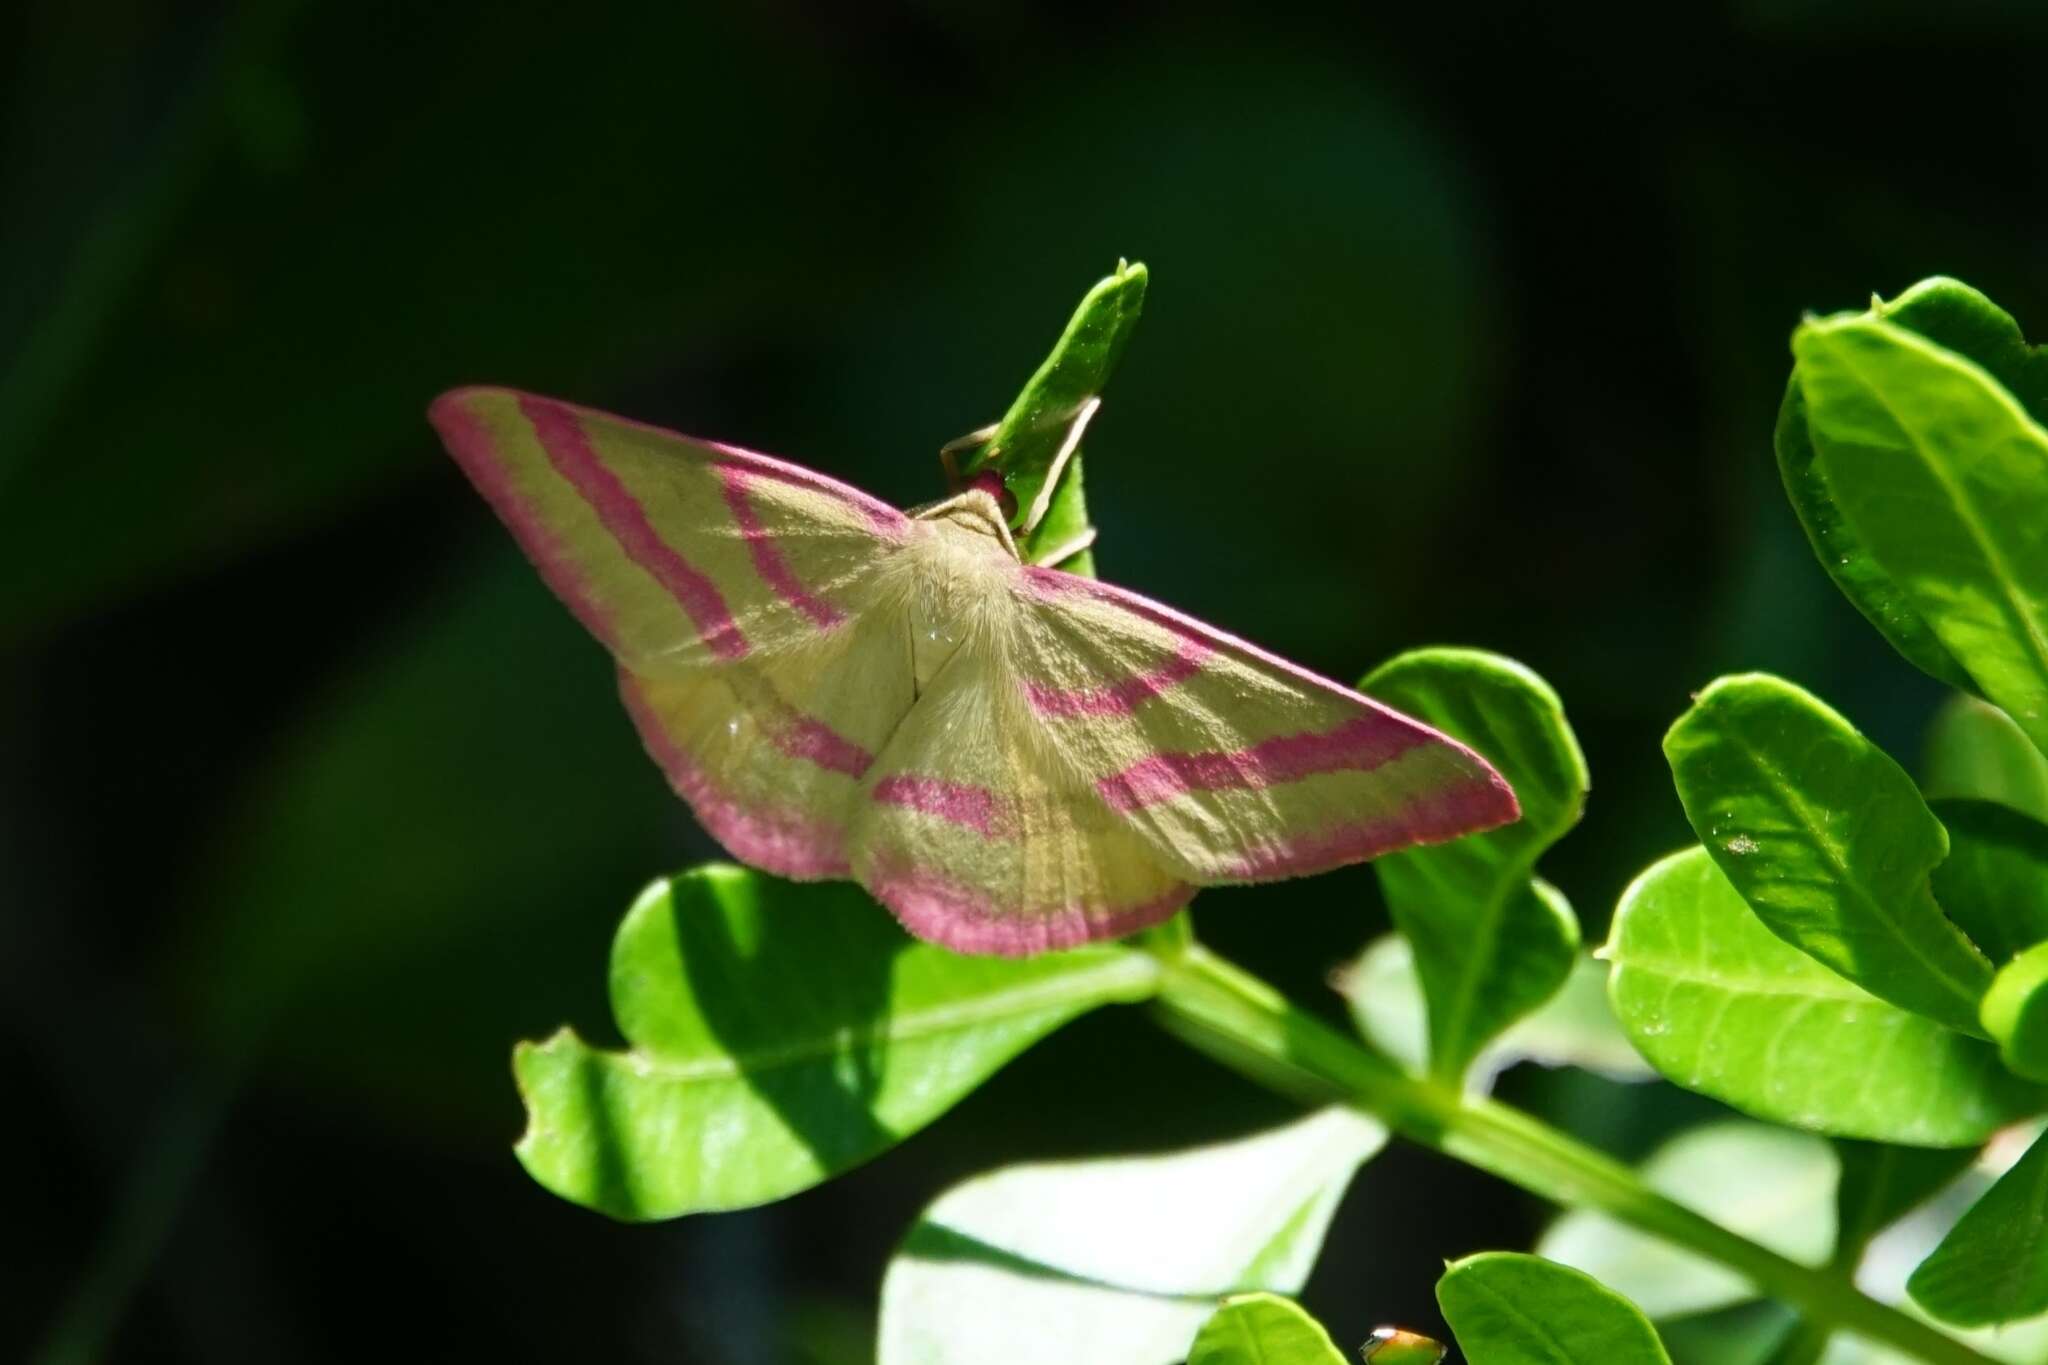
[1147, 942, 1993, 1365]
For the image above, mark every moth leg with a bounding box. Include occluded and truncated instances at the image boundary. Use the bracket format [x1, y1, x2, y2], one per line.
[938, 422, 999, 487]
[1028, 525, 1099, 569]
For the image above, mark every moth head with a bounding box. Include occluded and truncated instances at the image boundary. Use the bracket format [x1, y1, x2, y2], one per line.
[962, 469, 1019, 521]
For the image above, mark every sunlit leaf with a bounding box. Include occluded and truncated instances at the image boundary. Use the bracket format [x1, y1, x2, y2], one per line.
[1538, 1122, 1836, 1319]
[1928, 798, 2048, 965]
[515, 865, 1158, 1220]
[1360, 648, 1585, 1083]
[1922, 695, 2048, 824]
[1981, 943, 2048, 1082]
[1437, 1252, 1671, 1364]
[876, 1108, 1385, 1365]
[1604, 848, 2040, 1144]
[1794, 310, 2048, 760]
[1909, 1130, 2048, 1327]
[1188, 1294, 1346, 1365]
[1338, 935, 1652, 1087]
[1665, 674, 1990, 1033]
[1775, 276, 2048, 692]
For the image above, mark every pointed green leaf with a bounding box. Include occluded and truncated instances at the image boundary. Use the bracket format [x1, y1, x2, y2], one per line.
[1360, 648, 1586, 1082]
[1794, 311, 2048, 759]
[1833, 1140, 1977, 1271]
[1775, 277, 2048, 692]
[1923, 696, 2048, 824]
[514, 865, 1158, 1220]
[1665, 674, 1990, 1033]
[1188, 1294, 1347, 1365]
[1538, 1122, 1836, 1319]
[1338, 935, 1652, 1086]
[1909, 1130, 2048, 1327]
[1604, 848, 2040, 1144]
[1981, 943, 2048, 1081]
[959, 260, 1146, 564]
[876, 1108, 1385, 1365]
[1438, 1253, 1671, 1365]
[1928, 798, 2048, 965]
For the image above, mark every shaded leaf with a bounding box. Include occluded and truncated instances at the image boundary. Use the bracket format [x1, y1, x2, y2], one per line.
[1794, 311, 2048, 760]
[515, 865, 1158, 1220]
[1665, 674, 1990, 1033]
[1981, 943, 2048, 1082]
[876, 1108, 1385, 1365]
[1437, 1252, 1671, 1364]
[1338, 935, 1652, 1087]
[1922, 696, 2048, 824]
[1928, 798, 2048, 964]
[1656, 1303, 1797, 1365]
[1833, 1140, 1977, 1271]
[1538, 1122, 1836, 1319]
[955, 260, 1146, 565]
[1188, 1294, 1347, 1365]
[1604, 848, 2040, 1144]
[1360, 648, 1586, 1083]
[1909, 1130, 2048, 1327]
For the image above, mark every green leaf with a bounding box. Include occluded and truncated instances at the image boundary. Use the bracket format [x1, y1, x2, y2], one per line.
[1774, 277, 2048, 692]
[957, 259, 1146, 565]
[1665, 674, 1991, 1033]
[1928, 798, 2048, 964]
[1437, 1252, 1672, 1365]
[1833, 1140, 1977, 1271]
[1188, 1294, 1347, 1365]
[876, 1108, 1385, 1365]
[1909, 1130, 2048, 1327]
[514, 865, 1158, 1220]
[1604, 848, 2040, 1144]
[1338, 936, 1653, 1087]
[1776, 376, 1973, 691]
[1538, 1122, 1836, 1319]
[1981, 943, 2048, 1082]
[1793, 310, 2048, 760]
[1922, 696, 2048, 824]
[1360, 648, 1586, 1083]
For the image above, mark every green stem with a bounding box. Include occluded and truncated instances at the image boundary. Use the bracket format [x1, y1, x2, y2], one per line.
[1147, 942, 1992, 1365]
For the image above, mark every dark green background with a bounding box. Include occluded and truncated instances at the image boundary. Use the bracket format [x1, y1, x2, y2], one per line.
[8, 2, 2042, 1360]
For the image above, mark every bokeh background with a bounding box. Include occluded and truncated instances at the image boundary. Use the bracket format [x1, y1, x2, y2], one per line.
[9, 2, 2047, 1360]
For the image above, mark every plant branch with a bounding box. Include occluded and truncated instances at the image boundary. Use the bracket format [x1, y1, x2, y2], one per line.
[1146, 941, 1993, 1365]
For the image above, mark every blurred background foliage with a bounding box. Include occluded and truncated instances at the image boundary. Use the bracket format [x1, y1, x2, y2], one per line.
[7, 1, 2048, 1360]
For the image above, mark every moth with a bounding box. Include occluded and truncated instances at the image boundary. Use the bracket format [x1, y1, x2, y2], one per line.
[430, 388, 1517, 955]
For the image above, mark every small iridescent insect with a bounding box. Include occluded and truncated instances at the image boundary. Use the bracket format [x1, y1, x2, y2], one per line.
[1362, 1325, 1448, 1365]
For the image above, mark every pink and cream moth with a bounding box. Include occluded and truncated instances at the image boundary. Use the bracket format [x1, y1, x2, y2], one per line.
[429, 388, 1519, 956]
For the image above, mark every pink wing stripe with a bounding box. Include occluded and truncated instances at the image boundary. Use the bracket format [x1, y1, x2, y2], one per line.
[518, 395, 749, 661]
[1096, 715, 1429, 813]
[619, 675, 849, 878]
[717, 466, 847, 631]
[1219, 783, 1507, 880]
[1023, 640, 1214, 718]
[432, 397, 627, 655]
[865, 859, 1193, 957]
[871, 775, 1003, 837]
[705, 441, 909, 539]
[770, 714, 872, 779]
